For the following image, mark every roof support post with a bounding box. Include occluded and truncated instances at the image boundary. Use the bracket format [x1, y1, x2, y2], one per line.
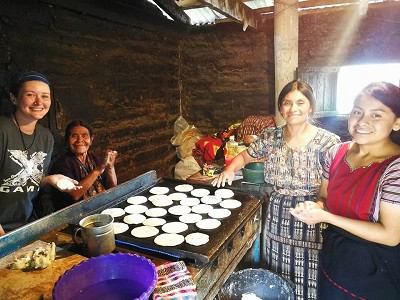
[274, 0, 299, 125]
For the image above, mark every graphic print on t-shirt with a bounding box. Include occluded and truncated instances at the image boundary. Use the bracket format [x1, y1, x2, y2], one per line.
[0, 150, 46, 192]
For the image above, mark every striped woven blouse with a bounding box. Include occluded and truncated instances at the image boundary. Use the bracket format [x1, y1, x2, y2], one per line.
[322, 142, 400, 222]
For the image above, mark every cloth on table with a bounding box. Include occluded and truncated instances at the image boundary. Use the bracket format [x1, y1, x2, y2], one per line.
[153, 261, 197, 300]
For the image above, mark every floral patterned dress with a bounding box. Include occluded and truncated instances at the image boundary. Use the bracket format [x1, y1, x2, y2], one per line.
[247, 125, 340, 300]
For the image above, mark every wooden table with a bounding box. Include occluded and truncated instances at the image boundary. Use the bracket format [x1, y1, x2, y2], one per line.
[0, 172, 263, 300]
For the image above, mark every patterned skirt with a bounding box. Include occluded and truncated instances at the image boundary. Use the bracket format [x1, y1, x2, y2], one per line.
[261, 192, 323, 300]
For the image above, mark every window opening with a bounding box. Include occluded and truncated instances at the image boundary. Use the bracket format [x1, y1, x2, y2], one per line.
[336, 63, 400, 114]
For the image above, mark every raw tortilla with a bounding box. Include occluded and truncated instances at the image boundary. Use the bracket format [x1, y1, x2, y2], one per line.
[149, 194, 171, 202]
[161, 222, 188, 234]
[208, 208, 231, 219]
[196, 218, 221, 230]
[201, 195, 222, 205]
[185, 232, 209, 246]
[168, 192, 188, 201]
[123, 213, 146, 225]
[101, 207, 125, 218]
[180, 197, 200, 207]
[174, 184, 194, 192]
[56, 178, 75, 190]
[124, 204, 148, 214]
[168, 205, 192, 216]
[113, 222, 129, 234]
[154, 233, 184, 247]
[131, 225, 159, 238]
[190, 188, 210, 198]
[149, 186, 169, 195]
[220, 199, 242, 209]
[151, 197, 173, 207]
[143, 218, 166, 227]
[179, 213, 202, 224]
[127, 195, 147, 205]
[145, 207, 168, 218]
[191, 204, 214, 214]
[214, 188, 235, 199]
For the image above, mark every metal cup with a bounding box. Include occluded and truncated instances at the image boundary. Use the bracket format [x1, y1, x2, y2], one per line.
[73, 214, 115, 257]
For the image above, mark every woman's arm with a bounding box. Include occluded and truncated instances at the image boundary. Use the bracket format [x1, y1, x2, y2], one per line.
[105, 150, 118, 188]
[290, 179, 400, 246]
[212, 150, 253, 187]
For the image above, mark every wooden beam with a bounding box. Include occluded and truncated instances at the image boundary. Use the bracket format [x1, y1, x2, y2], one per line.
[201, 0, 258, 29]
[254, 0, 381, 15]
[155, 0, 191, 23]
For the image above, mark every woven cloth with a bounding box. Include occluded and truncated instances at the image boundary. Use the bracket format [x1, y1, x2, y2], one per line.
[236, 115, 276, 143]
[153, 261, 198, 300]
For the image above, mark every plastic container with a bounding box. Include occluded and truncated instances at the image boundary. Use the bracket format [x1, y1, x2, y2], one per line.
[219, 268, 295, 300]
[242, 162, 264, 183]
[53, 253, 157, 300]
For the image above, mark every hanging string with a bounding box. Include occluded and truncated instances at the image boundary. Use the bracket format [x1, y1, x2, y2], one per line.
[14, 113, 36, 155]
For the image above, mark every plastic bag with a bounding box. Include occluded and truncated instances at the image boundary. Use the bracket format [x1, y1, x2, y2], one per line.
[171, 116, 203, 159]
[174, 156, 201, 180]
[171, 116, 202, 146]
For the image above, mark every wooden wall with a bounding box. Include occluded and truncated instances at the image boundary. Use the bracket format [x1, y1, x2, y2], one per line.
[0, 0, 183, 182]
[1, 0, 399, 186]
[180, 21, 275, 135]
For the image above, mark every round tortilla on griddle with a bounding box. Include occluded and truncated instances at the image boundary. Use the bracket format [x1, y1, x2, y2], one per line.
[145, 207, 168, 218]
[131, 225, 159, 238]
[185, 232, 210, 246]
[196, 218, 221, 230]
[151, 197, 173, 207]
[190, 188, 210, 198]
[174, 184, 194, 192]
[101, 207, 125, 218]
[168, 192, 188, 201]
[191, 204, 214, 214]
[161, 222, 188, 234]
[123, 213, 146, 225]
[179, 213, 202, 224]
[214, 188, 235, 199]
[113, 222, 129, 234]
[143, 218, 166, 227]
[180, 197, 200, 207]
[127, 195, 147, 205]
[148, 194, 171, 202]
[154, 233, 184, 247]
[168, 205, 191, 216]
[220, 199, 242, 209]
[149, 186, 169, 195]
[124, 204, 148, 214]
[201, 195, 222, 205]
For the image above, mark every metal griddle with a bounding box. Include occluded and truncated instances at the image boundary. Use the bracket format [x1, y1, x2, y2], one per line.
[70, 177, 262, 267]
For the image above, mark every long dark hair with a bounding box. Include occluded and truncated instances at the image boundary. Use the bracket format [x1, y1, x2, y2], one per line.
[277, 79, 316, 117]
[354, 82, 400, 145]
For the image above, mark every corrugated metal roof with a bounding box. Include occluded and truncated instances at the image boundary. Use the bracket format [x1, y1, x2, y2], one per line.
[147, 0, 397, 28]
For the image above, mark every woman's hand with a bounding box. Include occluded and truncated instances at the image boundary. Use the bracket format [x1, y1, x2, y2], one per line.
[212, 169, 235, 188]
[105, 150, 118, 169]
[0, 224, 5, 236]
[212, 150, 253, 187]
[42, 174, 82, 191]
[289, 200, 328, 225]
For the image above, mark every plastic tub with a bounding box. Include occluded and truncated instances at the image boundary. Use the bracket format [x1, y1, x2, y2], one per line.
[219, 268, 295, 300]
[242, 162, 264, 184]
[53, 253, 157, 300]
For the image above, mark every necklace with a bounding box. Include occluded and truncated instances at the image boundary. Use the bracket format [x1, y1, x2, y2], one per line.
[14, 114, 36, 156]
